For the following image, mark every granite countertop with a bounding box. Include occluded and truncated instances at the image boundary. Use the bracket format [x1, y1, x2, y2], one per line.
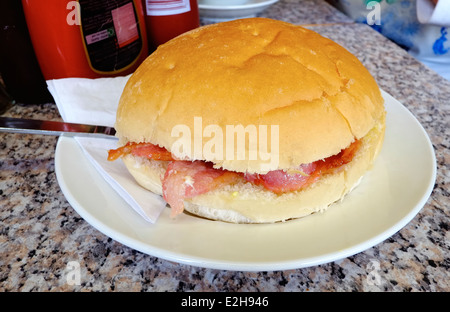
[1, 0, 449, 292]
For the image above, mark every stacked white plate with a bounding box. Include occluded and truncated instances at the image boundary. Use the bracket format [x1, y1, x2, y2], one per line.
[198, 0, 279, 22]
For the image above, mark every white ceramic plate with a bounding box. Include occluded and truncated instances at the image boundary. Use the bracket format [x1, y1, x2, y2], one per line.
[55, 91, 436, 271]
[198, 0, 279, 21]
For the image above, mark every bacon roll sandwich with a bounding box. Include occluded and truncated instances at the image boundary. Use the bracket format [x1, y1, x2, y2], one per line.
[108, 18, 386, 223]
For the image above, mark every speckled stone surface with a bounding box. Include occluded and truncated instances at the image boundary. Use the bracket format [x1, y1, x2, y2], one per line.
[1, 0, 449, 292]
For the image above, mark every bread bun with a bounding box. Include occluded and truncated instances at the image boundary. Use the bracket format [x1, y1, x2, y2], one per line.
[113, 18, 386, 223]
[115, 18, 385, 173]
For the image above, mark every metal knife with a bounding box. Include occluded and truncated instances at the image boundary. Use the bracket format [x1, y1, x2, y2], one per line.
[0, 116, 116, 138]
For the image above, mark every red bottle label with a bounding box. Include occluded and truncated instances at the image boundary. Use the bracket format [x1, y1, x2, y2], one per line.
[79, 0, 144, 73]
[145, 0, 191, 16]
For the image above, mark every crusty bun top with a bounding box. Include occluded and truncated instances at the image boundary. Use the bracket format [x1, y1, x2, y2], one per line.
[115, 17, 385, 173]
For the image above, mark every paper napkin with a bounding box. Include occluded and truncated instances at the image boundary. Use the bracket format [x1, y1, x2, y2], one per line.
[47, 76, 167, 223]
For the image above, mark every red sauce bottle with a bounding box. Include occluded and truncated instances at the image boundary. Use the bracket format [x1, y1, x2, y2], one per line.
[22, 0, 149, 80]
[142, 0, 200, 52]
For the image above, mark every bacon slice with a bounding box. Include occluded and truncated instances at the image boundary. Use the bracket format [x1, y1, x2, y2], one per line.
[318, 139, 362, 171]
[244, 163, 320, 194]
[108, 140, 361, 216]
[243, 140, 361, 194]
[108, 142, 174, 161]
[162, 161, 242, 217]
